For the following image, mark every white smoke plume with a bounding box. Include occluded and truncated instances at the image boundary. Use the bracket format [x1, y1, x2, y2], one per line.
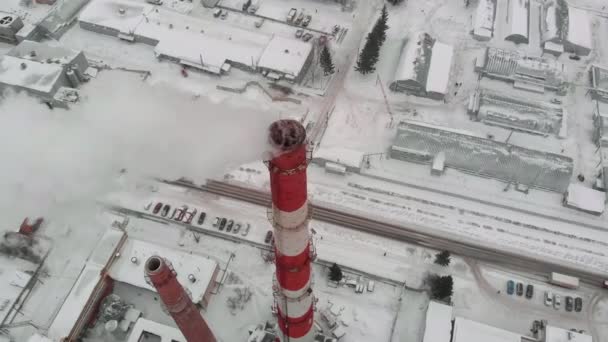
[0, 71, 277, 226]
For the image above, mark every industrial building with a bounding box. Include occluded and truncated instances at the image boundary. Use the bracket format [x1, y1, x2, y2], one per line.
[590, 65, 608, 101]
[37, 0, 90, 39]
[0, 11, 25, 44]
[0, 40, 89, 105]
[592, 100, 608, 196]
[47, 228, 219, 341]
[541, 1, 592, 56]
[472, 0, 496, 41]
[474, 47, 567, 94]
[390, 121, 574, 193]
[504, 0, 529, 44]
[78, 0, 313, 82]
[390, 32, 454, 100]
[467, 89, 564, 136]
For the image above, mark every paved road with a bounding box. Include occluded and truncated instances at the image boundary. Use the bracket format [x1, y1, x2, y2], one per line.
[160, 178, 608, 289]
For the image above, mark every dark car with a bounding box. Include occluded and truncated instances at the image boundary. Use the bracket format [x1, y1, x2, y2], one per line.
[525, 284, 534, 299]
[219, 218, 227, 231]
[569, 54, 581, 61]
[516, 283, 524, 296]
[565, 296, 574, 312]
[506, 280, 515, 295]
[264, 230, 273, 244]
[575, 297, 583, 312]
[197, 212, 206, 225]
[153, 202, 163, 214]
[161, 204, 171, 217]
[233, 223, 241, 234]
[226, 220, 234, 232]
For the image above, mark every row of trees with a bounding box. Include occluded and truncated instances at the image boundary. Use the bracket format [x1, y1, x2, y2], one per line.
[355, 5, 389, 74]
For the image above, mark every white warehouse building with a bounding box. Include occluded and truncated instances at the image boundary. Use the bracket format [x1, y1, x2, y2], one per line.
[78, 0, 313, 82]
[390, 32, 454, 100]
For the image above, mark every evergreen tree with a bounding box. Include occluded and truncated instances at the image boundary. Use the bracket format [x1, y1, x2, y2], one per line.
[320, 46, 335, 75]
[329, 263, 343, 282]
[371, 5, 389, 44]
[387, 0, 404, 5]
[428, 274, 454, 301]
[434, 251, 451, 267]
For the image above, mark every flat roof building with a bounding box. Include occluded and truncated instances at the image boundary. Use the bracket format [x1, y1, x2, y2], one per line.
[422, 301, 453, 342]
[453, 317, 522, 342]
[590, 65, 608, 101]
[78, 0, 313, 82]
[472, 0, 496, 41]
[541, 2, 592, 56]
[0, 11, 25, 44]
[505, 0, 529, 44]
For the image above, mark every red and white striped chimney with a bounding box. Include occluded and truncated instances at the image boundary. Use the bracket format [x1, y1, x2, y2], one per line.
[267, 120, 315, 342]
[145, 256, 217, 342]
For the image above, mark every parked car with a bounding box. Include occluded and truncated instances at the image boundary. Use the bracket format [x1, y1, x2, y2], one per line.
[287, 8, 297, 23]
[295, 11, 305, 25]
[516, 282, 524, 296]
[144, 202, 153, 211]
[184, 208, 197, 224]
[302, 14, 312, 27]
[153, 202, 163, 214]
[550, 98, 562, 105]
[213, 8, 222, 17]
[525, 284, 534, 299]
[233, 223, 241, 234]
[295, 29, 304, 38]
[264, 230, 273, 244]
[219, 218, 227, 230]
[197, 212, 206, 225]
[554, 294, 561, 309]
[212, 217, 221, 228]
[226, 220, 234, 232]
[220, 9, 228, 19]
[544, 291, 553, 306]
[161, 204, 171, 217]
[565, 296, 574, 312]
[241, 223, 251, 237]
[174, 205, 188, 221]
[506, 280, 515, 295]
[574, 297, 583, 312]
[302, 33, 313, 42]
[569, 54, 581, 61]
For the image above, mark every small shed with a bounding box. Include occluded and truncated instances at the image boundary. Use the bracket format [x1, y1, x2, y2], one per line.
[563, 183, 605, 215]
[431, 152, 446, 176]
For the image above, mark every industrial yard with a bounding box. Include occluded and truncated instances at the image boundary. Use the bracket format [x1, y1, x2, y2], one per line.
[0, 0, 608, 341]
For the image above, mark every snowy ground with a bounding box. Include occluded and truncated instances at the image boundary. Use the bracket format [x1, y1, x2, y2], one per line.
[99, 178, 608, 341]
[1, 0, 608, 340]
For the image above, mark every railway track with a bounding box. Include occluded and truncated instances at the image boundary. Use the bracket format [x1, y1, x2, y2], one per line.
[161, 178, 608, 288]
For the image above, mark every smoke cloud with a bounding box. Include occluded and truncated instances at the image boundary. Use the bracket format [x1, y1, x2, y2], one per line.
[0, 71, 277, 226]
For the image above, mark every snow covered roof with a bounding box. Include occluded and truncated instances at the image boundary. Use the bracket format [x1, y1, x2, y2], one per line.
[422, 301, 453, 342]
[453, 317, 522, 342]
[566, 7, 592, 51]
[426, 42, 453, 95]
[506, 0, 529, 41]
[109, 238, 218, 304]
[393, 32, 433, 85]
[257, 36, 313, 77]
[565, 184, 605, 215]
[473, 0, 495, 38]
[48, 263, 103, 340]
[545, 325, 592, 342]
[7, 40, 82, 65]
[78, 0, 150, 34]
[0, 55, 64, 93]
[127, 318, 185, 342]
[541, 3, 559, 42]
[39, 0, 90, 35]
[591, 65, 608, 91]
[314, 146, 364, 170]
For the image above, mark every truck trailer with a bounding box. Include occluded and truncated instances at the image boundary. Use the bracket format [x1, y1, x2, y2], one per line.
[549, 272, 579, 289]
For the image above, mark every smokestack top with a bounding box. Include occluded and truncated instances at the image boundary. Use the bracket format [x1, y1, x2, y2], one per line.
[145, 256, 163, 274]
[269, 120, 306, 152]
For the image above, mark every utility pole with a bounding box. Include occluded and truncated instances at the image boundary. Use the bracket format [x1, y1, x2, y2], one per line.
[376, 74, 394, 127]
